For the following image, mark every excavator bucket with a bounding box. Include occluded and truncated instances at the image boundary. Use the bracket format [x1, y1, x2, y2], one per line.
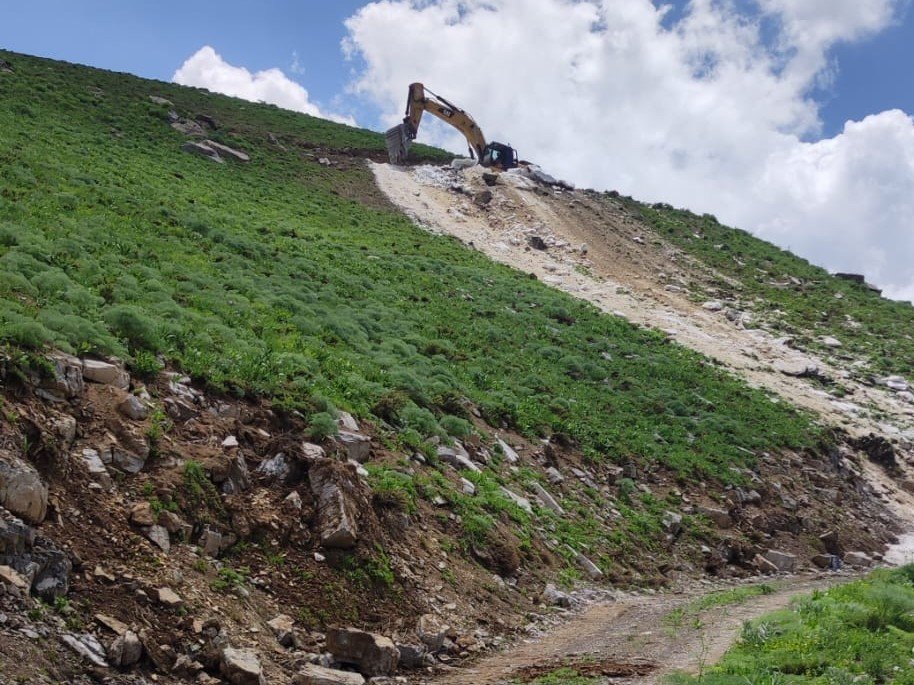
[385, 123, 411, 165]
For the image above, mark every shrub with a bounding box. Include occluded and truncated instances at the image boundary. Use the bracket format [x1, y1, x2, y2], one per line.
[307, 412, 339, 441]
[104, 304, 161, 351]
[439, 415, 473, 439]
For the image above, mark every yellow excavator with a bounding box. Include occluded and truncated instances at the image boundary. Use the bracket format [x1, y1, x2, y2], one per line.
[385, 83, 518, 170]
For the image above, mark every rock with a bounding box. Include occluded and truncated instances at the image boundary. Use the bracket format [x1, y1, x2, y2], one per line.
[697, 506, 732, 529]
[302, 442, 326, 460]
[217, 454, 251, 494]
[661, 511, 683, 536]
[182, 140, 222, 161]
[108, 629, 143, 667]
[473, 190, 493, 207]
[843, 551, 873, 567]
[482, 172, 499, 186]
[545, 467, 564, 484]
[542, 582, 571, 607]
[702, 301, 724, 312]
[81, 358, 129, 388]
[220, 647, 265, 685]
[336, 431, 371, 463]
[310, 460, 361, 549]
[146, 525, 170, 553]
[820, 336, 842, 348]
[753, 553, 779, 575]
[338, 412, 360, 432]
[574, 551, 603, 579]
[531, 482, 564, 515]
[327, 627, 399, 677]
[203, 140, 250, 162]
[811, 554, 839, 570]
[853, 434, 897, 469]
[762, 549, 797, 573]
[158, 510, 191, 539]
[500, 487, 532, 513]
[129, 501, 155, 527]
[460, 478, 476, 495]
[256, 453, 301, 484]
[196, 113, 219, 129]
[496, 438, 519, 464]
[149, 95, 173, 106]
[61, 633, 108, 667]
[52, 414, 78, 445]
[436, 446, 480, 473]
[528, 236, 547, 250]
[881, 376, 909, 392]
[43, 353, 85, 398]
[199, 525, 236, 558]
[396, 643, 427, 669]
[0, 564, 30, 591]
[104, 443, 146, 475]
[293, 664, 365, 685]
[156, 587, 183, 609]
[163, 396, 197, 422]
[0, 58, 14, 73]
[0, 453, 48, 524]
[117, 395, 149, 421]
[222, 435, 239, 448]
[173, 118, 207, 136]
[417, 614, 448, 650]
[267, 614, 295, 647]
[819, 530, 843, 556]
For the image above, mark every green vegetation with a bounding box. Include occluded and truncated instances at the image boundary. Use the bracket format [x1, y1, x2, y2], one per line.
[631, 201, 914, 376]
[211, 565, 249, 593]
[665, 583, 777, 629]
[523, 668, 600, 685]
[669, 567, 914, 685]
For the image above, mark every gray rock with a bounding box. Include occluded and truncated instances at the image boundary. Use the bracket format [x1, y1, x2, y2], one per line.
[337, 431, 371, 463]
[173, 118, 207, 136]
[203, 140, 250, 162]
[156, 587, 183, 609]
[293, 664, 365, 685]
[218, 454, 251, 494]
[417, 613, 448, 650]
[338, 412, 360, 432]
[145, 525, 170, 553]
[256, 453, 296, 483]
[220, 647, 265, 685]
[545, 467, 564, 484]
[396, 643, 427, 669]
[148, 95, 173, 106]
[267, 614, 295, 647]
[182, 140, 222, 161]
[702, 301, 724, 312]
[811, 554, 839, 569]
[327, 627, 399, 677]
[437, 446, 480, 473]
[821, 336, 842, 348]
[762, 549, 797, 573]
[500, 487, 532, 513]
[81, 358, 129, 388]
[43, 353, 84, 398]
[843, 551, 873, 567]
[496, 438, 519, 464]
[531, 482, 564, 515]
[310, 460, 360, 549]
[61, 633, 108, 667]
[163, 396, 197, 422]
[542, 582, 571, 607]
[108, 629, 143, 667]
[661, 511, 683, 537]
[199, 526, 236, 558]
[460, 478, 476, 495]
[696, 506, 732, 529]
[574, 551, 603, 579]
[0, 453, 47, 524]
[118, 395, 149, 421]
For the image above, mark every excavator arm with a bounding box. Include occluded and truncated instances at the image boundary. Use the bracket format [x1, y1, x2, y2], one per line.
[385, 83, 517, 170]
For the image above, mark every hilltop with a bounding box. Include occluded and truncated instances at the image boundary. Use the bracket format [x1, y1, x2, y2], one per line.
[0, 50, 911, 684]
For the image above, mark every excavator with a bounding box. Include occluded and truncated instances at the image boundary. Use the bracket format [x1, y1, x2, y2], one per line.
[385, 82, 518, 170]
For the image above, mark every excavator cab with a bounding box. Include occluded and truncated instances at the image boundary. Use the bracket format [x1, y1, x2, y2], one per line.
[481, 142, 518, 171]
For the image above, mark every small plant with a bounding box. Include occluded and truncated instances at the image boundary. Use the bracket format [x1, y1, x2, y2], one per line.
[307, 412, 338, 441]
[211, 565, 249, 593]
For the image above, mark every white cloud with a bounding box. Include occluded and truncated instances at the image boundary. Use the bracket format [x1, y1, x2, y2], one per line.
[344, 0, 914, 301]
[173, 46, 355, 125]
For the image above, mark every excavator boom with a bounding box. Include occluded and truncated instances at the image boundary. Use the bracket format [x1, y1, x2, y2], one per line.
[385, 83, 517, 170]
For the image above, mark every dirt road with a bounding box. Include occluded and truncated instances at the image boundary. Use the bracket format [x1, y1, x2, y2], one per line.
[430, 575, 849, 684]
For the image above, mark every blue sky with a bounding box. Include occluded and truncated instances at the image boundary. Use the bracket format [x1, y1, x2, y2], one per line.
[3, 0, 913, 136]
[4, 1, 914, 299]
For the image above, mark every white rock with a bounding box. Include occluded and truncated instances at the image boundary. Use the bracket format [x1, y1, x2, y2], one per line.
[81, 359, 129, 388]
[222, 435, 239, 448]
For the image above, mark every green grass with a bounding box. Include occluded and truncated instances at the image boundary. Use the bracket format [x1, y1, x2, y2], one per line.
[668, 566, 914, 685]
[627, 200, 914, 377]
[665, 583, 777, 628]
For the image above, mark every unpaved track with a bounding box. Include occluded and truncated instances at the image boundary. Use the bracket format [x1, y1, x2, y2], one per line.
[431, 575, 848, 684]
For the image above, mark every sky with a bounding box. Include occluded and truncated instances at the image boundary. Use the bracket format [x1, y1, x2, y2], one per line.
[3, 0, 914, 301]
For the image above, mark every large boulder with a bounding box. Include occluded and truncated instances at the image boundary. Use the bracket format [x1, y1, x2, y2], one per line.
[309, 460, 362, 549]
[203, 140, 250, 162]
[0, 452, 47, 524]
[326, 627, 399, 677]
[762, 549, 797, 573]
[81, 359, 129, 389]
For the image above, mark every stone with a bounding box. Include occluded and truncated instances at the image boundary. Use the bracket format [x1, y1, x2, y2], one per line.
[81, 358, 129, 388]
[202, 140, 249, 162]
[762, 549, 797, 573]
[173, 117, 207, 136]
[199, 526, 236, 558]
[574, 551, 603, 579]
[702, 301, 724, 312]
[267, 614, 295, 647]
[417, 613, 448, 651]
[473, 189, 493, 207]
[496, 438, 519, 464]
[753, 554, 779, 575]
[129, 501, 155, 527]
[336, 431, 371, 463]
[146, 525, 170, 553]
[149, 95, 172, 105]
[821, 336, 842, 348]
[222, 435, 239, 448]
[843, 551, 873, 567]
[106, 443, 146, 474]
[182, 140, 222, 161]
[819, 530, 843, 556]
[545, 467, 564, 484]
[482, 172, 498, 186]
[52, 414, 78, 445]
[662, 511, 683, 536]
[882, 376, 909, 392]
[158, 510, 191, 539]
[195, 113, 219, 129]
[293, 664, 365, 685]
[812, 554, 839, 570]
[156, 587, 183, 609]
[0, 453, 48, 524]
[61, 633, 108, 667]
[310, 460, 360, 549]
[338, 412, 360, 432]
[531, 482, 564, 515]
[542, 582, 571, 607]
[220, 647, 265, 685]
[256, 453, 299, 483]
[396, 643, 427, 669]
[44, 353, 85, 398]
[118, 395, 149, 421]
[460, 478, 476, 495]
[163, 396, 197, 422]
[0, 564, 30, 590]
[327, 627, 399, 677]
[528, 236, 547, 250]
[500, 487, 532, 513]
[108, 629, 143, 667]
[302, 442, 326, 460]
[436, 446, 480, 473]
[697, 506, 732, 529]
[217, 454, 251, 494]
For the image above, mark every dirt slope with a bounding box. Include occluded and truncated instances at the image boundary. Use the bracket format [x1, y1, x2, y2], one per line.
[372, 161, 914, 518]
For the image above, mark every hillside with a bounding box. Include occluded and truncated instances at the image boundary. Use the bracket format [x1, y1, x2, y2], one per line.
[0, 49, 910, 684]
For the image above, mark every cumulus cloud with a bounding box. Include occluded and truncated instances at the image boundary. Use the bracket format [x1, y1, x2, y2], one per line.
[173, 46, 355, 125]
[344, 0, 914, 301]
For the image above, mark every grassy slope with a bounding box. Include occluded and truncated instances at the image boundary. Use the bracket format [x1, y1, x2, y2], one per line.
[0, 50, 817, 487]
[627, 201, 914, 378]
[670, 566, 914, 684]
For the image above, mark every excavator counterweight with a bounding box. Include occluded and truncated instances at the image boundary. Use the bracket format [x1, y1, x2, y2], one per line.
[385, 83, 517, 170]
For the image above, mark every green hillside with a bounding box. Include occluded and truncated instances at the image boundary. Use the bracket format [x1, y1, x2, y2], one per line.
[0, 50, 816, 482]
